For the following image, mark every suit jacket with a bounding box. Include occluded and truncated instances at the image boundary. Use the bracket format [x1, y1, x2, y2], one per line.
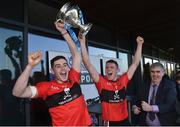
[135, 77, 177, 125]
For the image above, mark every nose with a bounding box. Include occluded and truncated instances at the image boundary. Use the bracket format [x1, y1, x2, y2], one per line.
[60, 66, 66, 71]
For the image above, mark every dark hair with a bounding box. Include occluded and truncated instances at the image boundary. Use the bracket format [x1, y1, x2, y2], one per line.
[50, 55, 67, 68]
[106, 59, 118, 68]
[150, 62, 165, 72]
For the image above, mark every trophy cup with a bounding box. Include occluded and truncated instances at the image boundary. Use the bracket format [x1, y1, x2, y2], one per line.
[56, 3, 92, 36]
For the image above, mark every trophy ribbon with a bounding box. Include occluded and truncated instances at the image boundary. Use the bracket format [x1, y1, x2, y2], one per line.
[64, 8, 84, 51]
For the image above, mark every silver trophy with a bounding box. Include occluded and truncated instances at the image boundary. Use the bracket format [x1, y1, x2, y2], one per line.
[56, 3, 92, 36]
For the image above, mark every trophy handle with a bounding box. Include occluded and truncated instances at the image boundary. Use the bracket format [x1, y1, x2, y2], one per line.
[60, 2, 71, 13]
[80, 23, 92, 36]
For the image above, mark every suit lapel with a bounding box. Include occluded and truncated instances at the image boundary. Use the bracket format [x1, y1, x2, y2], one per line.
[155, 79, 164, 103]
[144, 82, 150, 102]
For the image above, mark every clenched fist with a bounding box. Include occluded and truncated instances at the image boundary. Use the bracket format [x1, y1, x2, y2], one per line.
[54, 22, 67, 35]
[28, 51, 42, 67]
[141, 101, 152, 112]
[136, 36, 144, 45]
[133, 106, 141, 115]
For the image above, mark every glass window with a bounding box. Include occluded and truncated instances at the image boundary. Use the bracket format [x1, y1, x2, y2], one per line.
[28, 33, 70, 73]
[144, 57, 152, 65]
[160, 60, 166, 67]
[171, 63, 175, 78]
[176, 63, 180, 72]
[153, 59, 159, 63]
[118, 52, 128, 73]
[160, 60, 167, 72]
[176, 63, 180, 69]
[88, 46, 117, 58]
[171, 63, 174, 71]
[143, 57, 152, 81]
[0, 27, 25, 125]
[167, 62, 171, 77]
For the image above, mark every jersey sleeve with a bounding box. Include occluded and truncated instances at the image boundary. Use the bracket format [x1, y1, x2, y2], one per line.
[68, 68, 80, 85]
[95, 75, 105, 94]
[118, 72, 129, 88]
[35, 82, 50, 100]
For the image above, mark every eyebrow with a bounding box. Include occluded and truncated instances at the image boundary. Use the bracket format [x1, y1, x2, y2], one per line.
[54, 63, 68, 67]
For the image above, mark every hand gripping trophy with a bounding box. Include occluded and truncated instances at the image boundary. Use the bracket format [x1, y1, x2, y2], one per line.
[56, 3, 92, 37]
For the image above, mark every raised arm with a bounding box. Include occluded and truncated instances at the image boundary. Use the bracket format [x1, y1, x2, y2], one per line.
[12, 51, 42, 98]
[127, 36, 144, 80]
[79, 36, 100, 83]
[55, 22, 81, 72]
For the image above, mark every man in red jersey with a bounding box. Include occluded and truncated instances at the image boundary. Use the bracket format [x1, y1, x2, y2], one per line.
[80, 35, 144, 126]
[12, 22, 92, 126]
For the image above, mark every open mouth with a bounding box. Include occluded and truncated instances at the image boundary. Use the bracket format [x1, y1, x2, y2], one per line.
[107, 72, 113, 76]
[60, 72, 67, 79]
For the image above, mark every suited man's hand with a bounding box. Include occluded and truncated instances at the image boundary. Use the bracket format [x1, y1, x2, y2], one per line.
[141, 101, 153, 112]
[133, 106, 141, 115]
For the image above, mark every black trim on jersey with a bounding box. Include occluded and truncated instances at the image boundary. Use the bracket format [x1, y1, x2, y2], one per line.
[45, 83, 82, 108]
[100, 87, 126, 103]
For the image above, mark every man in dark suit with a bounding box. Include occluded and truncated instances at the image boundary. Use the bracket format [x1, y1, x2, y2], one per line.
[132, 62, 177, 126]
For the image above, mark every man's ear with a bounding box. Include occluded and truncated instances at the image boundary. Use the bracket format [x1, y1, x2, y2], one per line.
[117, 67, 120, 73]
[50, 68, 54, 74]
[162, 69, 165, 76]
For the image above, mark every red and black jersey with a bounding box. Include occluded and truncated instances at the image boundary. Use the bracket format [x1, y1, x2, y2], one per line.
[35, 68, 92, 126]
[96, 73, 129, 121]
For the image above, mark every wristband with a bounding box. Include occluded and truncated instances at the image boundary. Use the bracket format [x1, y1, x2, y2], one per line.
[61, 32, 68, 36]
[29, 86, 37, 98]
